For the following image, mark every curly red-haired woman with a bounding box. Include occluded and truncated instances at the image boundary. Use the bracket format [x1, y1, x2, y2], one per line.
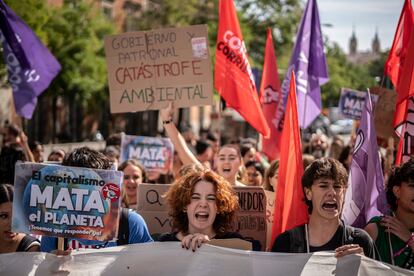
[158, 170, 243, 251]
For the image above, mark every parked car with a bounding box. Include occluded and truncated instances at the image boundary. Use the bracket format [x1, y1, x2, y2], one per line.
[330, 119, 354, 135]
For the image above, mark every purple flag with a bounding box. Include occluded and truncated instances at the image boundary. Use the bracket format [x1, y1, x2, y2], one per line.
[280, 0, 328, 129]
[342, 92, 388, 228]
[0, 0, 61, 119]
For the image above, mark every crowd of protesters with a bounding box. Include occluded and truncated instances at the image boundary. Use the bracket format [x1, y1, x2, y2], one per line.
[0, 113, 413, 272]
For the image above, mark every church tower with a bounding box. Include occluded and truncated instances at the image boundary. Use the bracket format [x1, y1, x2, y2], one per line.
[349, 27, 357, 55]
[372, 28, 380, 54]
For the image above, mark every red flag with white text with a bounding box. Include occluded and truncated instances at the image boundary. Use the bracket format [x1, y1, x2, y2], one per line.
[260, 28, 283, 160]
[215, 0, 270, 138]
[393, 24, 414, 164]
[271, 71, 308, 245]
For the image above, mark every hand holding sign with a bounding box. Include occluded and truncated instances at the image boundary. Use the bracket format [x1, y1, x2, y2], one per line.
[160, 101, 174, 122]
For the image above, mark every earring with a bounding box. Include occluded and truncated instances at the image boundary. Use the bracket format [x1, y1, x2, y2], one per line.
[183, 208, 187, 213]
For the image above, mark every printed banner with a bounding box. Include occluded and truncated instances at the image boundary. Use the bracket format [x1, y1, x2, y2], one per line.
[120, 134, 174, 174]
[136, 184, 267, 251]
[2, 243, 412, 276]
[338, 88, 378, 120]
[104, 25, 213, 113]
[12, 163, 123, 241]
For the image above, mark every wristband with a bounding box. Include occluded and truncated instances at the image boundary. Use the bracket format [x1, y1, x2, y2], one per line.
[162, 119, 173, 125]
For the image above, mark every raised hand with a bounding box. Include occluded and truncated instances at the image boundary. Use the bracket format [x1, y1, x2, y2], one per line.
[160, 101, 174, 122]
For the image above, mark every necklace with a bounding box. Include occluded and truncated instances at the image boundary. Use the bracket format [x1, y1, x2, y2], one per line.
[305, 220, 346, 253]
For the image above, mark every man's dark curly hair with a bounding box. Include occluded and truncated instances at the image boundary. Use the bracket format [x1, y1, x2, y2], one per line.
[302, 157, 348, 214]
[62, 147, 112, 170]
[165, 170, 239, 235]
[386, 159, 414, 211]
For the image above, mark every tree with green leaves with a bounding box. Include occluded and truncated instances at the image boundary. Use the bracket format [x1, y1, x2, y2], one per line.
[236, 0, 302, 68]
[1, 1, 115, 141]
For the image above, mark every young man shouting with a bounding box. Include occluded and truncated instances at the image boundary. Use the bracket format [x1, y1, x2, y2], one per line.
[272, 158, 376, 258]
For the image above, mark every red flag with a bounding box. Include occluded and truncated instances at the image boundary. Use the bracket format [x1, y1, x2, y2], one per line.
[215, 0, 270, 138]
[271, 71, 308, 245]
[393, 18, 414, 165]
[260, 28, 283, 160]
[384, 0, 414, 87]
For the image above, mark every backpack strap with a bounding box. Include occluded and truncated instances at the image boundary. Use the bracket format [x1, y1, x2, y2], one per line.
[117, 208, 130, 245]
[289, 225, 306, 253]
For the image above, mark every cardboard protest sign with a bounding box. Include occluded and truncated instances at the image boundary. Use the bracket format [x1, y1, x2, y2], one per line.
[104, 25, 213, 113]
[12, 163, 123, 241]
[370, 86, 398, 144]
[338, 88, 378, 120]
[264, 190, 275, 250]
[136, 184, 172, 234]
[121, 134, 174, 174]
[232, 187, 267, 251]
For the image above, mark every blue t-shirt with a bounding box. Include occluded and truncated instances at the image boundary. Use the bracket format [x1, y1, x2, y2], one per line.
[41, 211, 153, 252]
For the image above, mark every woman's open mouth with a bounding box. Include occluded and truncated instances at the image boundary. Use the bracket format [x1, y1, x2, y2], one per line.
[195, 212, 209, 221]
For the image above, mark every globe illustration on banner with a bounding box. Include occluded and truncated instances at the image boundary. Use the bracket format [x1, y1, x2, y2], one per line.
[22, 165, 109, 231]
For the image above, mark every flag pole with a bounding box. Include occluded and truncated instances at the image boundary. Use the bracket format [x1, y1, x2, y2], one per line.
[301, 79, 307, 130]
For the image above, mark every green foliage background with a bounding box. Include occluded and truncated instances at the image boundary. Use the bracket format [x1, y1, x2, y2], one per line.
[1, 0, 386, 116]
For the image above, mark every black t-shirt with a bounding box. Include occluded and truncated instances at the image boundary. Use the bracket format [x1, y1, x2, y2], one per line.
[157, 231, 244, 242]
[271, 223, 376, 258]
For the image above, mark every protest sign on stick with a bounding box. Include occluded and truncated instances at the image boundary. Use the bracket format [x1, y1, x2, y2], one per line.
[120, 134, 174, 174]
[338, 88, 378, 120]
[104, 25, 213, 113]
[12, 163, 123, 241]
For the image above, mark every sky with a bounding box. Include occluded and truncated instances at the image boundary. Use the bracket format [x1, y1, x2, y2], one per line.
[317, 0, 404, 54]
